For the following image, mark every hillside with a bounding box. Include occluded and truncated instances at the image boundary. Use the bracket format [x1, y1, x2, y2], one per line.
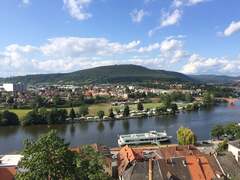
[190, 75, 240, 84]
[0, 64, 194, 85]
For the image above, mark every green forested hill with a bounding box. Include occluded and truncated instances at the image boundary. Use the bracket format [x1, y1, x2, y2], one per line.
[0, 64, 194, 85]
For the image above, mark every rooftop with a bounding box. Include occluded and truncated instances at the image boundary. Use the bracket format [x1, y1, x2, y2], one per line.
[0, 155, 23, 167]
[0, 167, 17, 180]
[228, 140, 240, 149]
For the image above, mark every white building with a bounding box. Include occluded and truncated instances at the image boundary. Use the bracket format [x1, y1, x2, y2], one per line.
[0, 155, 23, 167]
[228, 140, 240, 162]
[0, 83, 26, 92]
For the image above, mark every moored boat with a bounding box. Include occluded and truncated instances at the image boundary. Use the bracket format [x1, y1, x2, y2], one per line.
[118, 130, 171, 146]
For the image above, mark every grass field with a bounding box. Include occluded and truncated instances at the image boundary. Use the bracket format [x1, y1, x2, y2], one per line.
[6, 109, 32, 120]
[3, 102, 163, 119]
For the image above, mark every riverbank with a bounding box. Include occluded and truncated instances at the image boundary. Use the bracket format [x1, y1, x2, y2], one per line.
[0, 103, 239, 154]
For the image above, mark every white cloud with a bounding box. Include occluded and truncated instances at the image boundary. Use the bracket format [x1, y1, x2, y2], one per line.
[130, 9, 148, 23]
[138, 36, 187, 63]
[173, 0, 206, 7]
[40, 37, 140, 57]
[1, 35, 239, 77]
[223, 21, 240, 37]
[161, 9, 182, 27]
[63, 0, 92, 20]
[181, 54, 240, 75]
[148, 9, 182, 36]
[138, 43, 160, 53]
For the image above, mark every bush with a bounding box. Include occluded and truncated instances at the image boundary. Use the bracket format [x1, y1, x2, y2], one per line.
[0, 111, 19, 126]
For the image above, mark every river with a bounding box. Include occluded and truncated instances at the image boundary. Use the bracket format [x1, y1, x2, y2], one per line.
[1, 102, 240, 154]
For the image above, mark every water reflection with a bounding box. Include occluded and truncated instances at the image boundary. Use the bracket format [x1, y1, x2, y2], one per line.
[137, 118, 144, 128]
[70, 124, 75, 137]
[122, 120, 130, 131]
[0, 126, 19, 138]
[78, 122, 89, 132]
[109, 120, 115, 129]
[97, 121, 105, 132]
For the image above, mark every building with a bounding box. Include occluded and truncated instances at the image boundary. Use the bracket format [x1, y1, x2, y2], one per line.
[0, 83, 26, 92]
[117, 145, 225, 180]
[228, 140, 240, 162]
[0, 155, 23, 180]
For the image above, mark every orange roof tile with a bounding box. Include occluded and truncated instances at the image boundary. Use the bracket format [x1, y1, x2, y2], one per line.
[0, 167, 16, 180]
[186, 155, 215, 180]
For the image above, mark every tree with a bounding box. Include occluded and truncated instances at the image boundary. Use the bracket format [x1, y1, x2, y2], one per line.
[155, 105, 167, 115]
[185, 93, 194, 103]
[109, 108, 115, 119]
[216, 139, 228, 153]
[170, 103, 178, 114]
[69, 108, 76, 120]
[224, 123, 238, 137]
[160, 94, 171, 108]
[0, 111, 19, 126]
[75, 145, 110, 180]
[137, 102, 144, 111]
[203, 92, 214, 106]
[177, 127, 197, 145]
[31, 95, 45, 108]
[123, 105, 130, 117]
[97, 110, 105, 119]
[22, 109, 45, 126]
[79, 105, 89, 117]
[16, 130, 76, 179]
[211, 125, 225, 139]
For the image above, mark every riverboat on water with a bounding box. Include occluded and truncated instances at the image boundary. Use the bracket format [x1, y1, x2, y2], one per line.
[118, 130, 171, 146]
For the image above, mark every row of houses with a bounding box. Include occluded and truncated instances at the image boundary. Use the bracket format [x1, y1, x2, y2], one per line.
[1, 140, 240, 179]
[115, 142, 240, 180]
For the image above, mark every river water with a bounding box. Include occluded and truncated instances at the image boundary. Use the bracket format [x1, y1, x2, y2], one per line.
[1, 102, 240, 154]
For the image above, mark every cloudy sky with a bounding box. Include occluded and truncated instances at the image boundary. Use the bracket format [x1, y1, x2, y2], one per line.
[0, 0, 240, 77]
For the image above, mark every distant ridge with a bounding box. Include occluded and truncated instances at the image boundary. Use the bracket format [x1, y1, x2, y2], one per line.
[190, 74, 240, 84]
[0, 64, 194, 85]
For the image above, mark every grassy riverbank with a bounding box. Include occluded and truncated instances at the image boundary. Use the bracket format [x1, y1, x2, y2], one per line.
[2, 102, 166, 120]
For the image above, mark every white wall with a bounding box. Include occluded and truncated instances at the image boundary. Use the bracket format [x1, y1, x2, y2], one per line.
[3, 83, 14, 92]
[228, 144, 240, 162]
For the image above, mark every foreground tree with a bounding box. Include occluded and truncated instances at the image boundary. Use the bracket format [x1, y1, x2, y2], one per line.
[177, 127, 197, 145]
[16, 130, 76, 179]
[16, 131, 110, 180]
[211, 125, 225, 139]
[75, 146, 110, 180]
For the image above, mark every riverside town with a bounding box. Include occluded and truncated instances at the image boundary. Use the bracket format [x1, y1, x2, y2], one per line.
[1, 0, 240, 179]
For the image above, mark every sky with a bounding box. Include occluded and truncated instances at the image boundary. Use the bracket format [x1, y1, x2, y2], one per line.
[0, 0, 240, 77]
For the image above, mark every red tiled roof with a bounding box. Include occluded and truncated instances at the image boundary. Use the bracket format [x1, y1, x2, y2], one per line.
[0, 167, 16, 180]
[186, 155, 216, 180]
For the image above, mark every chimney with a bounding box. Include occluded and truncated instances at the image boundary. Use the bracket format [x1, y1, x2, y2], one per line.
[148, 159, 153, 180]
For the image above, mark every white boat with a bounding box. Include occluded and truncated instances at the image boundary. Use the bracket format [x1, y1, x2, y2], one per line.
[118, 130, 171, 146]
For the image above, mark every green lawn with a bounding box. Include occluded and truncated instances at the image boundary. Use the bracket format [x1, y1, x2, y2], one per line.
[65, 103, 111, 116]
[6, 109, 32, 120]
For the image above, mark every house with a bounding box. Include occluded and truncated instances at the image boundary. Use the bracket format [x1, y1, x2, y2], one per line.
[0, 155, 23, 180]
[117, 145, 225, 180]
[228, 140, 240, 162]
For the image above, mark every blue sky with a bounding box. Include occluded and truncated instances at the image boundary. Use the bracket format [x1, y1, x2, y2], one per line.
[0, 0, 240, 77]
